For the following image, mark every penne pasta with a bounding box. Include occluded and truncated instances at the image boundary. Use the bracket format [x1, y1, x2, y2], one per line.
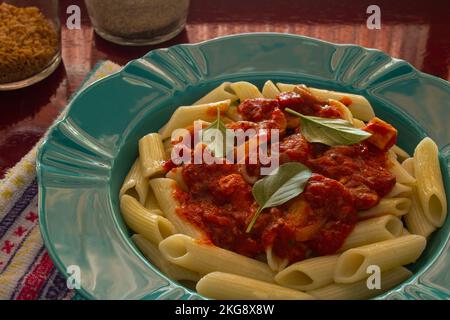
[358, 197, 412, 219]
[308, 267, 412, 300]
[413, 137, 447, 227]
[150, 178, 205, 239]
[166, 167, 188, 192]
[276, 83, 375, 121]
[262, 80, 281, 99]
[275, 255, 339, 291]
[388, 154, 416, 185]
[309, 88, 375, 122]
[401, 156, 436, 237]
[352, 118, 366, 129]
[159, 100, 231, 139]
[195, 82, 239, 105]
[266, 246, 289, 272]
[334, 235, 426, 283]
[386, 183, 412, 198]
[139, 133, 167, 178]
[230, 81, 264, 101]
[135, 162, 150, 205]
[132, 234, 200, 282]
[401, 157, 414, 172]
[162, 120, 214, 158]
[119, 80, 446, 300]
[144, 187, 163, 213]
[197, 272, 314, 300]
[275, 82, 296, 92]
[339, 215, 403, 252]
[391, 145, 410, 161]
[401, 228, 411, 236]
[328, 99, 354, 123]
[119, 159, 140, 199]
[225, 105, 244, 121]
[163, 137, 174, 159]
[120, 195, 175, 244]
[159, 234, 275, 283]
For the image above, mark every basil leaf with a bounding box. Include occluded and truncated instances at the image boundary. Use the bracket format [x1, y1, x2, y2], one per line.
[202, 108, 228, 157]
[246, 162, 312, 233]
[285, 108, 371, 146]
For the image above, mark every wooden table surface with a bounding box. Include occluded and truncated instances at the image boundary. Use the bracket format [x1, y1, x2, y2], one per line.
[0, 0, 449, 178]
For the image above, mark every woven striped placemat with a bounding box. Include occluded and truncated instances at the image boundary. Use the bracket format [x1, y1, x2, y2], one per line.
[0, 61, 121, 300]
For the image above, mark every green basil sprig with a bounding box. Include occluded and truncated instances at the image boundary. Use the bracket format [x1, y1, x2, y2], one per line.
[285, 108, 371, 146]
[246, 162, 312, 233]
[202, 108, 228, 157]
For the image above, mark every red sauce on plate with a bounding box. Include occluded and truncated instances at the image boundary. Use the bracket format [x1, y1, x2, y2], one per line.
[169, 86, 397, 264]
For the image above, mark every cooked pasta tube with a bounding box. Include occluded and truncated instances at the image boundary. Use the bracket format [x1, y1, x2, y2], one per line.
[132, 234, 200, 282]
[391, 145, 410, 161]
[230, 81, 264, 100]
[150, 178, 205, 239]
[144, 187, 162, 213]
[194, 82, 238, 105]
[401, 228, 411, 236]
[401, 156, 436, 237]
[266, 246, 289, 272]
[135, 163, 150, 205]
[262, 80, 281, 99]
[163, 137, 174, 159]
[225, 105, 244, 121]
[358, 197, 412, 219]
[310, 88, 375, 121]
[338, 215, 403, 252]
[159, 100, 231, 139]
[388, 154, 416, 185]
[159, 234, 275, 283]
[275, 255, 339, 291]
[276, 83, 375, 121]
[275, 82, 296, 92]
[413, 137, 447, 227]
[139, 133, 166, 178]
[328, 99, 354, 123]
[308, 267, 412, 300]
[166, 167, 188, 192]
[334, 235, 426, 283]
[352, 118, 365, 129]
[197, 272, 314, 300]
[163, 120, 212, 158]
[119, 159, 140, 198]
[386, 183, 412, 198]
[120, 195, 175, 244]
[401, 157, 414, 172]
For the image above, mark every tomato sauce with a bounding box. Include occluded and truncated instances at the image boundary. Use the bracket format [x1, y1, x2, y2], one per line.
[170, 86, 396, 264]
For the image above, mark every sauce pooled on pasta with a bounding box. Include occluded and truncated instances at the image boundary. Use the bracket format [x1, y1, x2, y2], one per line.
[169, 87, 397, 263]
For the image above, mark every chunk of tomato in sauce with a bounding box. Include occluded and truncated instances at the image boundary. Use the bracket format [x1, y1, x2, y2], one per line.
[308, 221, 355, 255]
[262, 220, 307, 262]
[237, 98, 280, 122]
[303, 174, 356, 220]
[363, 117, 398, 151]
[277, 86, 343, 119]
[278, 133, 310, 163]
[309, 143, 396, 210]
[260, 174, 357, 262]
[182, 163, 240, 196]
[278, 133, 395, 211]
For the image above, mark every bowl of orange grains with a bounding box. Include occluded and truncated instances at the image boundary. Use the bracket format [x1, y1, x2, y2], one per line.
[0, 1, 61, 90]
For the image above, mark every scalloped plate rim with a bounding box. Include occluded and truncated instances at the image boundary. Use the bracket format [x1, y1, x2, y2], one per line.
[37, 32, 450, 300]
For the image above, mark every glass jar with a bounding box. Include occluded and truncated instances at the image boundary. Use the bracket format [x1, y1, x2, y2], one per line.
[85, 0, 190, 46]
[0, 0, 61, 91]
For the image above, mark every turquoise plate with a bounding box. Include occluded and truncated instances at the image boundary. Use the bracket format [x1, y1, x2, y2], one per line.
[37, 33, 450, 300]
